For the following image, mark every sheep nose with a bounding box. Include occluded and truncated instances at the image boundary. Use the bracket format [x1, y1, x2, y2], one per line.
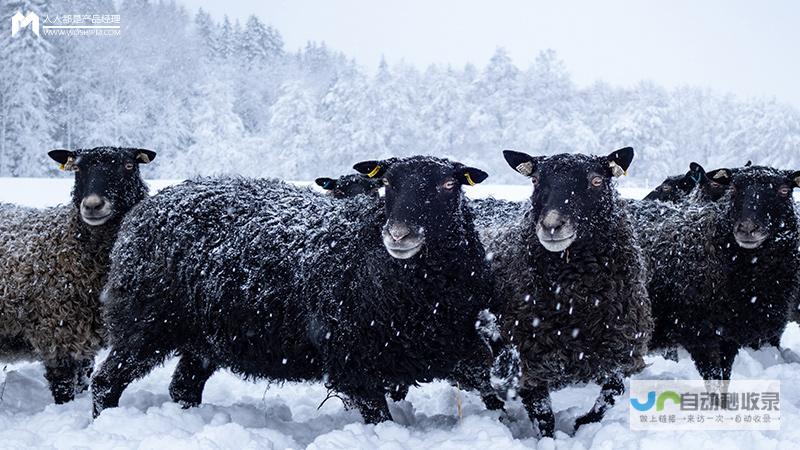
[540, 210, 567, 231]
[82, 195, 106, 211]
[388, 224, 410, 242]
[736, 219, 760, 235]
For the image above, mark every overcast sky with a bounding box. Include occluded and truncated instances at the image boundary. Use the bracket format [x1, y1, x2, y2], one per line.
[179, 0, 800, 106]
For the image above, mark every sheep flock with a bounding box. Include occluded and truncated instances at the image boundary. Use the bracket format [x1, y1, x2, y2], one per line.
[1, 145, 798, 439]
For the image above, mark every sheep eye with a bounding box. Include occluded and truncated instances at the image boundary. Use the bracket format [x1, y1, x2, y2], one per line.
[710, 182, 721, 188]
[382, 178, 389, 186]
[778, 186, 791, 197]
[124, 162, 135, 170]
[591, 176, 603, 188]
[662, 185, 672, 192]
[442, 180, 456, 190]
[531, 175, 540, 186]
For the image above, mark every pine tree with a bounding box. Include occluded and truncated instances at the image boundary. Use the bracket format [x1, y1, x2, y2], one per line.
[0, 0, 55, 176]
[240, 15, 284, 63]
[267, 81, 319, 178]
[194, 8, 217, 58]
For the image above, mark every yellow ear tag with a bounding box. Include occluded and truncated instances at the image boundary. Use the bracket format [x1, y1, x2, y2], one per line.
[59, 156, 76, 171]
[609, 161, 626, 178]
[366, 165, 381, 178]
[464, 172, 476, 186]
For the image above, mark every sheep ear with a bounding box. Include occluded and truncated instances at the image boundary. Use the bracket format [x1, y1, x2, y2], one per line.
[353, 160, 387, 178]
[789, 170, 800, 188]
[706, 168, 732, 185]
[315, 177, 337, 190]
[688, 162, 706, 185]
[48, 149, 77, 171]
[48, 149, 75, 164]
[503, 150, 536, 177]
[454, 167, 488, 186]
[131, 148, 156, 164]
[606, 147, 634, 177]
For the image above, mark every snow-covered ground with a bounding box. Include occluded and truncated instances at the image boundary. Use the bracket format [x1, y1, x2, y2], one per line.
[2, 177, 800, 449]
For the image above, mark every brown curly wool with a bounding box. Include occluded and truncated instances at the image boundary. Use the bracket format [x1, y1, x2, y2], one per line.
[0, 204, 113, 363]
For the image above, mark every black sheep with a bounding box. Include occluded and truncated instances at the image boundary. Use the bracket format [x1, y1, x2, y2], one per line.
[672, 162, 799, 359]
[643, 167, 699, 202]
[315, 174, 382, 198]
[91, 156, 504, 423]
[644, 162, 731, 203]
[633, 166, 800, 382]
[487, 148, 653, 437]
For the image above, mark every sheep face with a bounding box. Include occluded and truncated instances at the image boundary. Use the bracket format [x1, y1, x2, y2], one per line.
[48, 147, 155, 226]
[503, 148, 634, 252]
[354, 156, 488, 260]
[644, 172, 696, 202]
[727, 166, 800, 249]
[698, 166, 732, 201]
[315, 174, 382, 199]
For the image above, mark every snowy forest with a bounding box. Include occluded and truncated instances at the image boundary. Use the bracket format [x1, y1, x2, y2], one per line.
[2, 0, 799, 185]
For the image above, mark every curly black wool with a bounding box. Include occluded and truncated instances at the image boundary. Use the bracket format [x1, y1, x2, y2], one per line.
[92, 156, 502, 423]
[629, 166, 800, 380]
[486, 150, 652, 436]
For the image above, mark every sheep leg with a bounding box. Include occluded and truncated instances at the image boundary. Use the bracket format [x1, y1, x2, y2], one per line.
[718, 341, 739, 381]
[75, 357, 95, 394]
[696, 342, 738, 380]
[349, 390, 392, 424]
[388, 384, 409, 402]
[43, 358, 82, 404]
[662, 347, 679, 362]
[92, 344, 169, 418]
[450, 348, 505, 411]
[688, 342, 738, 393]
[519, 386, 554, 437]
[574, 375, 624, 430]
[169, 353, 217, 408]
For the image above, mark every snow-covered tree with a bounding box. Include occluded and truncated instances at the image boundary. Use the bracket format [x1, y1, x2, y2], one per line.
[0, 0, 55, 176]
[1, 2, 798, 183]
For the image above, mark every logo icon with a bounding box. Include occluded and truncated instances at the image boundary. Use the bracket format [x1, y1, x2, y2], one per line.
[630, 390, 681, 411]
[11, 11, 39, 37]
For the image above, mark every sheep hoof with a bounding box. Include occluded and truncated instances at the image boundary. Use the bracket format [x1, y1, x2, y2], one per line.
[177, 400, 201, 409]
[534, 420, 554, 438]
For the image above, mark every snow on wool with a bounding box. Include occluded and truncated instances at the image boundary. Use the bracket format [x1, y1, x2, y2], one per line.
[484, 149, 653, 437]
[92, 157, 503, 424]
[3, 180, 800, 448]
[0, 147, 154, 404]
[628, 165, 800, 381]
